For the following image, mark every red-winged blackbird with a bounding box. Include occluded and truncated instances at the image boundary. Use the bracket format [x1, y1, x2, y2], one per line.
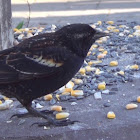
[0, 24, 107, 126]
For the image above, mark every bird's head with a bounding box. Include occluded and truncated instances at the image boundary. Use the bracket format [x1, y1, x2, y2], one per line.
[56, 24, 109, 57]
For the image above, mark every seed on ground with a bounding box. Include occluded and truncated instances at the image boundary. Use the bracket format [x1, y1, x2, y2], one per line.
[56, 112, 69, 120]
[137, 96, 140, 103]
[44, 94, 53, 101]
[107, 111, 116, 119]
[51, 105, 62, 112]
[126, 103, 138, 110]
[109, 61, 118, 67]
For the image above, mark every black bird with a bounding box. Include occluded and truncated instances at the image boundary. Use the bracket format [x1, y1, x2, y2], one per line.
[0, 24, 107, 126]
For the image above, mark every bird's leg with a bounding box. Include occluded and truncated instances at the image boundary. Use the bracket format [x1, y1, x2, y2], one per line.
[11, 103, 78, 126]
[26, 104, 78, 127]
[10, 103, 54, 119]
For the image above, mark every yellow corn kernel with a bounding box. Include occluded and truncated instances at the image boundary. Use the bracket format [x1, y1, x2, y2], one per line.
[134, 25, 140, 30]
[98, 48, 104, 52]
[97, 54, 106, 59]
[97, 21, 102, 25]
[118, 71, 125, 76]
[44, 94, 53, 101]
[107, 26, 116, 31]
[107, 111, 116, 119]
[126, 103, 138, 110]
[79, 68, 86, 75]
[106, 21, 114, 25]
[137, 96, 140, 103]
[95, 68, 100, 75]
[131, 64, 139, 70]
[91, 44, 98, 48]
[62, 92, 70, 95]
[88, 61, 94, 66]
[74, 79, 83, 84]
[19, 28, 25, 32]
[128, 34, 133, 38]
[51, 105, 62, 112]
[64, 88, 72, 92]
[103, 50, 108, 54]
[3, 97, 9, 100]
[87, 52, 91, 56]
[109, 61, 118, 66]
[98, 83, 106, 90]
[85, 66, 95, 72]
[56, 112, 69, 120]
[96, 40, 103, 44]
[13, 28, 19, 32]
[112, 29, 119, 32]
[56, 94, 60, 101]
[71, 90, 84, 97]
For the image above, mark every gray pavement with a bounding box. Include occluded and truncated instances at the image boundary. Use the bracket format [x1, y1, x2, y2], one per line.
[12, 0, 140, 27]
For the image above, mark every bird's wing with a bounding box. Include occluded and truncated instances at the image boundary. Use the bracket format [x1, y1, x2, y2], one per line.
[0, 46, 72, 84]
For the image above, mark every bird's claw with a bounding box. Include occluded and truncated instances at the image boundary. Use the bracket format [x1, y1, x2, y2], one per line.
[40, 110, 54, 114]
[31, 119, 79, 127]
[10, 110, 54, 119]
[10, 113, 32, 119]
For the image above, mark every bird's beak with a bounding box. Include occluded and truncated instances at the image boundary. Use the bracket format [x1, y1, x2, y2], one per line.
[94, 30, 110, 40]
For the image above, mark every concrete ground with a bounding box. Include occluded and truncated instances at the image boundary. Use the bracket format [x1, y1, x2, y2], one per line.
[12, 0, 140, 27]
[0, 0, 140, 140]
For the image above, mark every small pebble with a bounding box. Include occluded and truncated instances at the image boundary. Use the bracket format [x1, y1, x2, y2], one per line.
[119, 33, 124, 36]
[76, 95, 84, 100]
[94, 92, 102, 100]
[71, 102, 77, 106]
[18, 34, 24, 40]
[36, 103, 43, 109]
[18, 119, 25, 125]
[103, 102, 111, 107]
[0, 100, 13, 110]
[59, 86, 65, 92]
[49, 98, 56, 105]
[102, 89, 110, 94]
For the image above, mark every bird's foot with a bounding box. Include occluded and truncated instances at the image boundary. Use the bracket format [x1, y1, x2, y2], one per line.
[10, 109, 54, 119]
[10, 112, 32, 119]
[32, 119, 79, 127]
